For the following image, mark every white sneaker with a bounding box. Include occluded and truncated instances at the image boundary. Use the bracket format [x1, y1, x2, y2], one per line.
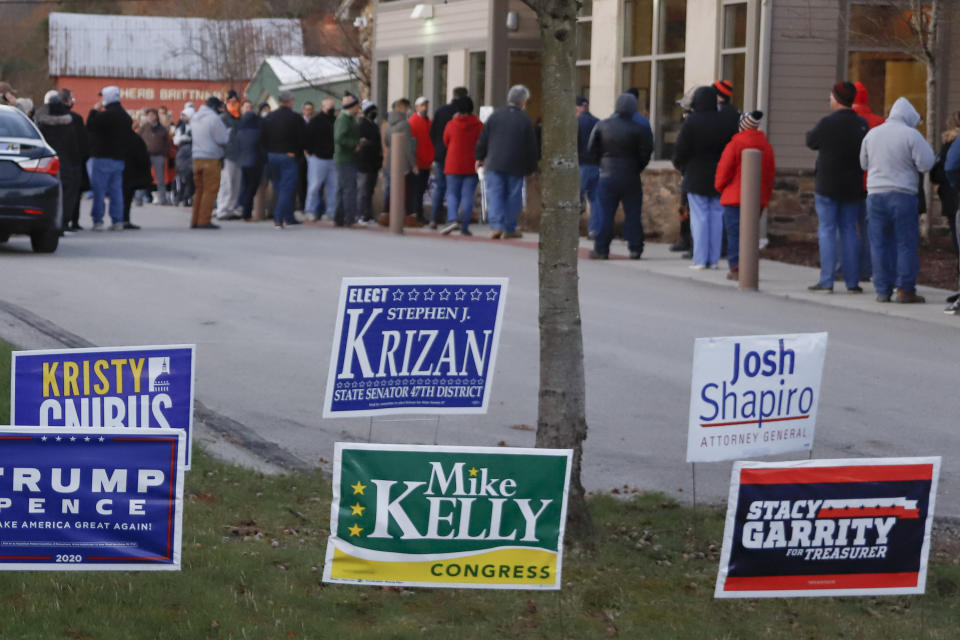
[109, 222, 124, 231]
[91, 222, 104, 232]
[305, 212, 317, 222]
[689, 264, 706, 270]
[274, 224, 284, 230]
[440, 222, 458, 235]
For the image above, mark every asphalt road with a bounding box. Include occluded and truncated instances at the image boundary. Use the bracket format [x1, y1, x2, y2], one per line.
[1, 204, 958, 516]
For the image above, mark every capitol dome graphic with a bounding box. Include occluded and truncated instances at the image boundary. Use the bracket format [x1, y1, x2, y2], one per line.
[149, 357, 172, 393]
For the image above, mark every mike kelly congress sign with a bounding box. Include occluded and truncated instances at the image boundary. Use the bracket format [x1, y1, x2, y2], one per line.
[323, 277, 508, 417]
[686, 332, 828, 462]
[323, 443, 572, 590]
[11, 345, 196, 468]
[0, 427, 185, 571]
[715, 457, 940, 598]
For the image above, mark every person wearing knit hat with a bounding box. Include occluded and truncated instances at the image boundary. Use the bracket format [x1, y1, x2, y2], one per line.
[333, 92, 364, 225]
[408, 96, 434, 223]
[714, 80, 733, 101]
[356, 99, 382, 223]
[715, 109, 775, 280]
[87, 84, 133, 230]
[805, 81, 871, 293]
[342, 94, 359, 109]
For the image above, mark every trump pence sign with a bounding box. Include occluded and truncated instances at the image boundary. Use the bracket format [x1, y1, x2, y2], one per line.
[686, 332, 828, 462]
[11, 345, 196, 468]
[0, 427, 185, 571]
[323, 277, 508, 417]
[715, 457, 940, 598]
[323, 443, 572, 590]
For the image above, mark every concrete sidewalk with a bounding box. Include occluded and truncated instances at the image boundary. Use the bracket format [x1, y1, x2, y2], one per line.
[390, 221, 960, 329]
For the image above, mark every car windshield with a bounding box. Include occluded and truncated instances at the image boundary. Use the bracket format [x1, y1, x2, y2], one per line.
[0, 109, 40, 139]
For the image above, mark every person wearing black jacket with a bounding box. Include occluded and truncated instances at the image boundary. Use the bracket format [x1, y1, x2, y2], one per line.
[428, 87, 468, 228]
[805, 81, 870, 293]
[475, 85, 539, 239]
[673, 85, 739, 268]
[59, 88, 89, 231]
[122, 127, 152, 229]
[356, 101, 383, 223]
[35, 93, 80, 236]
[304, 97, 337, 221]
[236, 108, 266, 221]
[586, 92, 653, 260]
[87, 86, 132, 230]
[261, 90, 307, 228]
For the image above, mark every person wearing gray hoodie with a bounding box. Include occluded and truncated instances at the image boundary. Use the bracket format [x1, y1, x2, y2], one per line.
[383, 99, 418, 215]
[189, 96, 230, 229]
[859, 97, 936, 303]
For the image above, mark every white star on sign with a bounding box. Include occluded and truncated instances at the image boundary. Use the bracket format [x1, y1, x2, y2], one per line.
[41, 436, 47, 442]
[423, 288, 436, 301]
[407, 288, 420, 301]
[454, 288, 467, 301]
[439, 288, 451, 301]
[470, 288, 482, 301]
[84, 437, 91, 442]
[486, 289, 499, 301]
[55, 436, 62, 442]
[70, 436, 76, 442]
[98, 436, 105, 442]
[392, 289, 404, 301]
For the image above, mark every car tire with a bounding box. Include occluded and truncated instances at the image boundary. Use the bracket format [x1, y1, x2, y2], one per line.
[30, 226, 59, 253]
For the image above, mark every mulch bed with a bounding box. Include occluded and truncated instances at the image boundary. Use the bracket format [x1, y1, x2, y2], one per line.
[760, 241, 959, 291]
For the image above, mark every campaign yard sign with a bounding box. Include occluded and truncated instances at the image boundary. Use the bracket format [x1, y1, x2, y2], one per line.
[0, 427, 185, 571]
[11, 345, 196, 468]
[323, 443, 572, 590]
[715, 457, 940, 598]
[686, 332, 828, 462]
[323, 277, 508, 417]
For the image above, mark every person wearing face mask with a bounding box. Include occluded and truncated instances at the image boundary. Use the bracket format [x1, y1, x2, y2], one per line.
[304, 97, 338, 221]
[356, 100, 382, 224]
[384, 99, 418, 216]
[139, 108, 171, 205]
[215, 90, 243, 220]
[333, 93, 365, 226]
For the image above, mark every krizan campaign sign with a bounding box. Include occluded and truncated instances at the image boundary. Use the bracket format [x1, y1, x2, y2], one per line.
[11, 345, 196, 468]
[686, 332, 828, 462]
[715, 457, 940, 598]
[0, 427, 185, 571]
[323, 277, 508, 417]
[323, 443, 572, 590]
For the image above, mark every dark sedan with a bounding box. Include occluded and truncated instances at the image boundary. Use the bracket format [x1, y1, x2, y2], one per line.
[0, 105, 61, 253]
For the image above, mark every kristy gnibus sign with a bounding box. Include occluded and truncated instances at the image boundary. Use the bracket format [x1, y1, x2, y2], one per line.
[687, 332, 827, 462]
[11, 345, 196, 468]
[323, 443, 572, 590]
[323, 278, 508, 417]
[0, 427, 185, 571]
[715, 457, 940, 598]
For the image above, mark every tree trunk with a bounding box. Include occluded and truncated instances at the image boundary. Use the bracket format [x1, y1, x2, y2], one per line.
[530, 1, 593, 539]
[922, 0, 941, 239]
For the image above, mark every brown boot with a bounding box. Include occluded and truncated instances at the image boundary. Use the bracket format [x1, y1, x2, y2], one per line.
[490, 229, 503, 239]
[504, 231, 523, 239]
[895, 290, 926, 304]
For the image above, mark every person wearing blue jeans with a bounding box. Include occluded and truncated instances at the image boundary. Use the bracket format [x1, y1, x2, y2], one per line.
[814, 194, 861, 291]
[430, 168, 447, 227]
[266, 152, 298, 228]
[867, 192, 919, 300]
[446, 174, 479, 234]
[90, 157, 125, 228]
[579, 164, 602, 237]
[484, 171, 524, 235]
[722, 206, 739, 270]
[687, 194, 724, 267]
[305, 156, 337, 219]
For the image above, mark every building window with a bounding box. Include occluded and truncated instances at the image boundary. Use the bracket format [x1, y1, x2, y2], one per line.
[376, 60, 389, 113]
[719, 1, 748, 111]
[408, 57, 424, 101]
[622, 0, 686, 159]
[847, 2, 929, 135]
[576, 0, 592, 102]
[469, 51, 486, 106]
[433, 55, 448, 109]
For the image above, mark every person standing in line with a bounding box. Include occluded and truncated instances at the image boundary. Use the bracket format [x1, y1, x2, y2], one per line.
[58, 88, 88, 232]
[429, 87, 468, 229]
[850, 81, 885, 280]
[943, 119, 960, 314]
[576, 96, 601, 239]
[236, 102, 266, 222]
[189, 96, 231, 229]
[672, 85, 738, 268]
[860, 96, 936, 303]
[384, 99, 418, 216]
[252, 103, 275, 221]
[295, 101, 315, 215]
[214, 90, 242, 220]
[304, 97, 337, 222]
[139, 109, 171, 206]
[86, 85, 132, 231]
[714, 111, 776, 280]
[932, 110, 960, 284]
[356, 100, 383, 224]
[333, 94, 364, 227]
[586, 92, 653, 259]
[440, 96, 483, 236]
[805, 82, 870, 293]
[122, 123, 152, 229]
[475, 85, 539, 239]
[714, 80, 741, 127]
[408, 96, 434, 224]
[261, 90, 307, 230]
[34, 91, 80, 237]
[173, 105, 195, 206]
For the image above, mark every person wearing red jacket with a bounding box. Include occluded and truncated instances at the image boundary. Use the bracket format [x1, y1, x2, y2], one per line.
[408, 97, 435, 223]
[851, 81, 885, 280]
[440, 96, 484, 236]
[715, 111, 775, 280]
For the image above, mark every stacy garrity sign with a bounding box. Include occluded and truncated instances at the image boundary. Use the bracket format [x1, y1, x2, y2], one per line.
[715, 457, 940, 598]
[11, 345, 196, 468]
[323, 277, 508, 417]
[322, 443, 572, 590]
[686, 333, 828, 462]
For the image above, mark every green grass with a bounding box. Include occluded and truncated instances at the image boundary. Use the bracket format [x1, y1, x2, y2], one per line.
[0, 345, 957, 638]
